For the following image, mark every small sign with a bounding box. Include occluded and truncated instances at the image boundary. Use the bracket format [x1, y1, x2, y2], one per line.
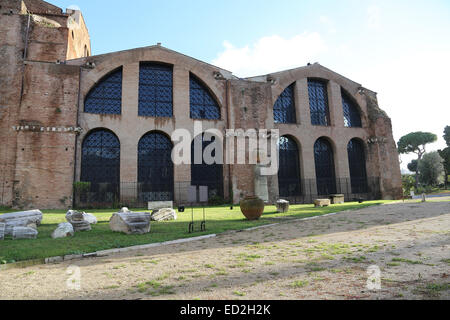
[188, 186, 197, 203]
[199, 186, 208, 203]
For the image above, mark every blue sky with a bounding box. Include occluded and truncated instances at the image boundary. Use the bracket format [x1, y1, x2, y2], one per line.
[52, 0, 450, 170]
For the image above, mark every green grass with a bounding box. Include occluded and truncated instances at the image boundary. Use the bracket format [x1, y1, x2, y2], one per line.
[0, 201, 388, 263]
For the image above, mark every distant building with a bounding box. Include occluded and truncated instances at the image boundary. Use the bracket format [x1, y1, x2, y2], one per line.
[0, 0, 402, 209]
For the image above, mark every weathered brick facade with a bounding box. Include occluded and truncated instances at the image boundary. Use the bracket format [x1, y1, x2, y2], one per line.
[0, 0, 402, 209]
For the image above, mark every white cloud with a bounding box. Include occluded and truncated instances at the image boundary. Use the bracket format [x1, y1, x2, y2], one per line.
[349, 49, 450, 169]
[212, 33, 327, 77]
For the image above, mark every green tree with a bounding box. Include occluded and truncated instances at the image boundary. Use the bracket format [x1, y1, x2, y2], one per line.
[418, 152, 444, 187]
[438, 126, 450, 187]
[407, 160, 418, 173]
[397, 132, 437, 188]
[443, 126, 450, 146]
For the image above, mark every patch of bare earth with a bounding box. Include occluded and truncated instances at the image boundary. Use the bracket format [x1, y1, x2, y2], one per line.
[0, 201, 449, 300]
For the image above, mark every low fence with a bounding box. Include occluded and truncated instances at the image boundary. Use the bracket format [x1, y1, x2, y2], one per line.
[73, 177, 380, 209]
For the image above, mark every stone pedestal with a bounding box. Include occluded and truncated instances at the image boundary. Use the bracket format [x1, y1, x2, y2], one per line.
[276, 199, 290, 213]
[254, 164, 269, 203]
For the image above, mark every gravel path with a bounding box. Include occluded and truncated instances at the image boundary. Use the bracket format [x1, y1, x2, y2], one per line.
[1, 201, 449, 300]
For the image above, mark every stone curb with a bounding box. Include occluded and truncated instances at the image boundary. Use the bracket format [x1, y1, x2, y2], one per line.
[0, 205, 371, 271]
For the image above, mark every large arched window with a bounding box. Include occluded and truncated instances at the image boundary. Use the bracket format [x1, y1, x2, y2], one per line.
[278, 136, 301, 197]
[84, 68, 122, 115]
[191, 134, 223, 198]
[139, 63, 173, 117]
[138, 132, 174, 201]
[347, 139, 368, 193]
[190, 74, 220, 120]
[274, 83, 296, 124]
[308, 79, 330, 126]
[314, 138, 337, 195]
[80, 129, 121, 203]
[342, 91, 362, 127]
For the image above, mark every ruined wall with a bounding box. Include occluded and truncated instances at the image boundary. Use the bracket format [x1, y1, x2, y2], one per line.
[364, 91, 403, 199]
[0, 0, 85, 209]
[0, 0, 27, 207]
[66, 9, 91, 60]
[227, 79, 277, 203]
[12, 62, 80, 209]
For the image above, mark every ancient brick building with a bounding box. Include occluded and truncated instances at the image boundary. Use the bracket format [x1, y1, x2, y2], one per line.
[0, 0, 402, 209]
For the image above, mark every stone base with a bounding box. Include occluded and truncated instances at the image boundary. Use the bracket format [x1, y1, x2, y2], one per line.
[148, 201, 173, 210]
[330, 194, 345, 204]
[314, 199, 331, 207]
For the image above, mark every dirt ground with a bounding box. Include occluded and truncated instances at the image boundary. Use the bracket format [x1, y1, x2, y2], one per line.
[1, 200, 449, 300]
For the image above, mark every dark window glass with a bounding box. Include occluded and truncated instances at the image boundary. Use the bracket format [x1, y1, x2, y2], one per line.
[342, 92, 362, 127]
[190, 75, 220, 120]
[191, 134, 223, 198]
[314, 138, 337, 195]
[274, 83, 296, 124]
[84, 68, 122, 115]
[81, 129, 120, 188]
[308, 79, 330, 126]
[278, 136, 301, 196]
[347, 139, 368, 193]
[139, 63, 173, 117]
[138, 132, 174, 201]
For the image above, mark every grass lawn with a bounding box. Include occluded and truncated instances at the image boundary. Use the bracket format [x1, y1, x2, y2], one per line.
[0, 201, 389, 263]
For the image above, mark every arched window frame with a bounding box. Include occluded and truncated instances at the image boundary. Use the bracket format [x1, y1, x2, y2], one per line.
[138, 131, 174, 201]
[190, 73, 221, 120]
[342, 90, 362, 128]
[308, 79, 330, 126]
[191, 134, 224, 198]
[138, 62, 173, 118]
[277, 136, 302, 197]
[273, 83, 296, 124]
[314, 137, 337, 195]
[347, 138, 368, 193]
[80, 129, 121, 203]
[84, 68, 123, 115]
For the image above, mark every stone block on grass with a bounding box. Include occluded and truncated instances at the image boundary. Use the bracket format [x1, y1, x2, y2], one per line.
[52, 222, 75, 239]
[12, 226, 38, 240]
[314, 199, 331, 207]
[109, 212, 151, 235]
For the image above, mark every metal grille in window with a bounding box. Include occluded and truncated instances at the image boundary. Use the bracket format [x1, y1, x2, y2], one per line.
[347, 139, 368, 193]
[81, 130, 120, 184]
[191, 134, 224, 198]
[314, 138, 337, 195]
[342, 92, 362, 127]
[138, 132, 174, 201]
[308, 79, 330, 126]
[278, 136, 301, 196]
[190, 75, 220, 120]
[139, 63, 173, 117]
[274, 83, 296, 124]
[84, 68, 122, 115]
